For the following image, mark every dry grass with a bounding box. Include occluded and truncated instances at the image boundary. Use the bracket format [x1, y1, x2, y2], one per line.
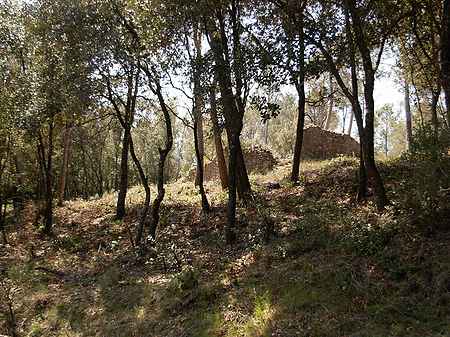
[1, 156, 450, 337]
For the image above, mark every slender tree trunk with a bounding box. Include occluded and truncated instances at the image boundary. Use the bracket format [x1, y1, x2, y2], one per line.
[116, 128, 130, 219]
[194, 113, 205, 186]
[384, 126, 388, 157]
[443, 0, 450, 125]
[364, 79, 388, 209]
[57, 124, 72, 206]
[194, 116, 210, 212]
[113, 126, 121, 191]
[345, 0, 388, 209]
[147, 81, 173, 241]
[290, 15, 306, 182]
[357, 141, 367, 201]
[0, 197, 7, 244]
[404, 80, 413, 149]
[129, 130, 151, 246]
[235, 138, 252, 201]
[225, 131, 238, 244]
[97, 148, 104, 197]
[264, 120, 269, 145]
[206, 12, 251, 242]
[342, 106, 347, 134]
[325, 73, 334, 130]
[347, 107, 354, 135]
[43, 119, 54, 235]
[192, 26, 209, 210]
[291, 82, 306, 182]
[12, 153, 24, 218]
[431, 89, 440, 133]
[209, 86, 228, 189]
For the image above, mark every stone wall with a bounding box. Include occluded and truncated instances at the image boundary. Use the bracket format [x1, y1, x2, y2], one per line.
[302, 127, 360, 159]
[200, 146, 278, 182]
[192, 127, 359, 182]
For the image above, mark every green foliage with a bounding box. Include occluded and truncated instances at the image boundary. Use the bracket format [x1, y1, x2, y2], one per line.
[169, 265, 199, 295]
[375, 104, 405, 158]
[243, 291, 273, 337]
[401, 123, 450, 231]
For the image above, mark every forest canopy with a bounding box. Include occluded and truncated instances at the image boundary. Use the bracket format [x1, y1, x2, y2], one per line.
[1, 0, 449, 336]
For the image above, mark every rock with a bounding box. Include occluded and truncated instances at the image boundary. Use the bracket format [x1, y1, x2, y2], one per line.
[301, 126, 360, 159]
[266, 182, 281, 190]
[190, 145, 278, 182]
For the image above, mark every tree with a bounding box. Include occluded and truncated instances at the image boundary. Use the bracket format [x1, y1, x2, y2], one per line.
[204, 0, 256, 242]
[442, 0, 450, 124]
[375, 104, 400, 157]
[305, 0, 411, 208]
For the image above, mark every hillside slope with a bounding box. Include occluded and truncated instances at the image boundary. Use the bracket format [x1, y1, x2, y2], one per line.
[1, 157, 450, 337]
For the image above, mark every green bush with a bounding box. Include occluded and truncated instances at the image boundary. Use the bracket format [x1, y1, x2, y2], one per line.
[402, 124, 450, 231]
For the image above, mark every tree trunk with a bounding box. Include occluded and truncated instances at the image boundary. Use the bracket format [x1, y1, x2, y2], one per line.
[364, 79, 388, 209]
[290, 15, 306, 183]
[357, 141, 367, 201]
[347, 106, 354, 135]
[345, 0, 388, 209]
[235, 138, 252, 201]
[325, 73, 334, 130]
[404, 80, 413, 149]
[192, 26, 210, 210]
[225, 131, 238, 244]
[342, 106, 347, 134]
[291, 82, 306, 182]
[209, 86, 228, 190]
[431, 89, 440, 132]
[384, 125, 388, 157]
[194, 113, 205, 186]
[57, 124, 72, 206]
[264, 120, 269, 145]
[0, 197, 7, 244]
[442, 0, 450, 126]
[116, 128, 130, 219]
[129, 130, 151, 246]
[206, 12, 251, 242]
[12, 153, 25, 218]
[194, 117, 210, 212]
[43, 119, 54, 235]
[147, 79, 173, 241]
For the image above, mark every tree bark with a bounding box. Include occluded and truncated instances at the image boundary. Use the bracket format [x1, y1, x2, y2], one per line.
[194, 116, 210, 212]
[404, 80, 413, 149]
[129, 130, 151, 246]
[325, 73, 334, 130]
[442, 0, 450, 125]
[289, 14, 306, 183]
[209, 86, 228, 190]
[291, 87, 306, 182]
[57, 124, 72, 206]
[12, 153, 25, 218]
[346, 1, 388, 209]
[431, 88, 440, 133]
[235, 138, 252, 201]
[41, 117, 54, 235]
[357, 141, 367, 201]
[347, 106, 354, 135]
[147, 78, 173, 241]
[225, 131, 238, 244]
[116, 128, 130, 219]
[363, 78, 388, 209]
[0, 198, 7, 244]
[194, 113, 205, 186]
[192, 26, 210, 211]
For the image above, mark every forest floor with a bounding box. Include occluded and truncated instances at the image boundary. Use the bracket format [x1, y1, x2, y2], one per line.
[1, 156, 450, 337]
